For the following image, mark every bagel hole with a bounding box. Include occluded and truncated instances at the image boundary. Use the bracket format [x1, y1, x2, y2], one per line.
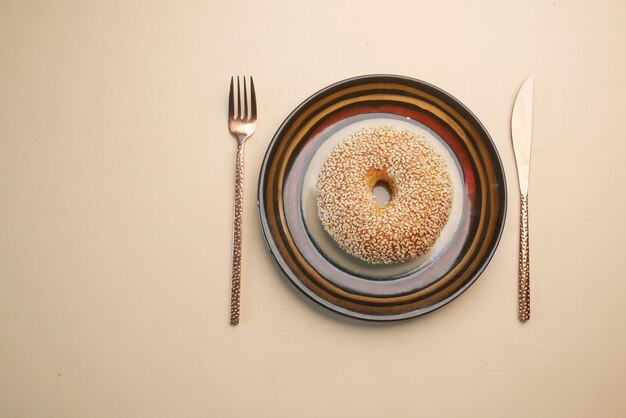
[373, 179, 392, 207]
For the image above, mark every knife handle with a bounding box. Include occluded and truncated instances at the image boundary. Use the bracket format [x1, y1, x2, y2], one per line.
[518, 193, 530, 322]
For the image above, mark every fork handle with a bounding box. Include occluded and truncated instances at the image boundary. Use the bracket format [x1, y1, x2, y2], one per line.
[518, 193, 530, 322]
[230, 141, 245, 325]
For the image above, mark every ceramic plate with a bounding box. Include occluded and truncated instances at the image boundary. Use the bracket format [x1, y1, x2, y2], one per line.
[258, 75, 506, 321]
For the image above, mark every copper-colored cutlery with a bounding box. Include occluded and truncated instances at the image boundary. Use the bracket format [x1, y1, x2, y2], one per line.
[511, 76, 534, 322]
[227, 76, 257, 325]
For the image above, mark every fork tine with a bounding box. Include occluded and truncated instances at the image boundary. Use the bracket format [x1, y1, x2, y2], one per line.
[243, 76, 249, 120]
[250, 76, 257, 121]
[228, 76, 234, 120]
[236, 76, 242, 120]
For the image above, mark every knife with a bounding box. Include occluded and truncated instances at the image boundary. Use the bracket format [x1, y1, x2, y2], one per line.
[511, 76, 533, 322]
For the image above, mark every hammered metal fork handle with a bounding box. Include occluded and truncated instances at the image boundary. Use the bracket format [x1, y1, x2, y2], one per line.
[230, 141, 245, 325]
[518, 193, 530, 322]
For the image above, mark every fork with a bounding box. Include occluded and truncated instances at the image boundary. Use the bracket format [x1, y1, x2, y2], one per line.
[228, 76, 257, 325]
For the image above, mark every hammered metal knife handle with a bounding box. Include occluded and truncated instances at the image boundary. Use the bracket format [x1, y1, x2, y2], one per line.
[230, 142, 245, 325]
[518, 194, 530, 322]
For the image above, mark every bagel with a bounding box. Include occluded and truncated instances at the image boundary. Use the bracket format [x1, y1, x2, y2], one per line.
[316, 126, 453, 264]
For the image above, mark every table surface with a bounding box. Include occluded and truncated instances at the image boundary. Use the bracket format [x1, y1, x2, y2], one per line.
[2, 1, 625, 417]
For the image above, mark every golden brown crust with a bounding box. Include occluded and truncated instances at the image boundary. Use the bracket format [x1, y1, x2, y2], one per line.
[316, 126, 453, 264]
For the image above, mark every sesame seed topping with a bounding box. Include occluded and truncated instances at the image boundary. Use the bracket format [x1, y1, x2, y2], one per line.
[316, 126, 453, 264]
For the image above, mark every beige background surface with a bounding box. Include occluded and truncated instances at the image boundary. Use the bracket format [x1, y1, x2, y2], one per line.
[1, 1, 625, 417]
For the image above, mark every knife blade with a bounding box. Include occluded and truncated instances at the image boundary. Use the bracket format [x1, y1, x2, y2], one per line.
[511, 76, 533, 322]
